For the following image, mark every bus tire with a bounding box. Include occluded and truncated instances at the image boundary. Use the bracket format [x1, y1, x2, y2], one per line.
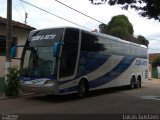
[78, 79, 88, 98]
[130, 76, 136, 89]
[136, 76, 141, 88]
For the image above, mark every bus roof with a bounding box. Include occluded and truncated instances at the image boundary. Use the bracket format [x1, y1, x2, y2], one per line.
[30, 26, 147, 49]
[81, 28, 147, 49]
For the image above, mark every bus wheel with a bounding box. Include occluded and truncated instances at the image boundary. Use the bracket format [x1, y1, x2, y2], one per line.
[78, 80, 88, 98]
[136, 76, 141, 88]
[130, 77, 136, 89]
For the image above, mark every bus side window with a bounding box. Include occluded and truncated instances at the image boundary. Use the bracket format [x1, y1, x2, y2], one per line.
[81, 32, 105, 52]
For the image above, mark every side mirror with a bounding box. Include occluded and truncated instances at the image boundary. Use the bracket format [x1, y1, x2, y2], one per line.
[11, 46, 17, 58]
[11, 45, 24, 59]
[52, 42, 64, 57]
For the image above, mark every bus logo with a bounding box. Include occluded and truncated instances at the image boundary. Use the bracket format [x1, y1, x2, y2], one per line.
[135, 60, 147, 66]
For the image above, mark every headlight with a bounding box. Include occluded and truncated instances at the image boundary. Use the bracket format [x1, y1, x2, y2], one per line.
[44, 80, 53, 85]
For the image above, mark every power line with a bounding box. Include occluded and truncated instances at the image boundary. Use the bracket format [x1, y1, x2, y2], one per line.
[119, 6, 160, 42]
[20, 0, 27, 13]
[13, 2, 23, 22]
[146, 38, 160, 41]
[55, 0, 160, 42]
[145, 37, 160, 42]
[134, 35, 160, 42]
[20, 0, 92, 31]
[17, 0, 160, 52]
[122, 7, 160, 30]
[55, 0, 106, 25]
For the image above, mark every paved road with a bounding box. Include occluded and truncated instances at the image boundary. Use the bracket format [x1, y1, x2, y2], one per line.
[0, 79, 160, 115]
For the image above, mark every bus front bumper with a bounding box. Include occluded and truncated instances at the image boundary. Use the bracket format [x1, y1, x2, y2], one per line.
[21, 83, 59, 94]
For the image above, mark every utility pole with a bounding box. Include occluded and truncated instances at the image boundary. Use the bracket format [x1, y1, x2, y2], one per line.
[5, 0, 12, 81]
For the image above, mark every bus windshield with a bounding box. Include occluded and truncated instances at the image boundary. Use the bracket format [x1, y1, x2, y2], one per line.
[21, 46, 56, 77]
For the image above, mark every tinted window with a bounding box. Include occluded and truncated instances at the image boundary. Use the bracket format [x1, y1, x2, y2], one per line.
[59, 28, 79, 78]
[97, 37, 110, 53]
[130, 45, 137, 56]
[109, 40, 131, 56]
[118, 42, 130, 55]
[81, 32, 105, 52]
[110, 40, 120, 55]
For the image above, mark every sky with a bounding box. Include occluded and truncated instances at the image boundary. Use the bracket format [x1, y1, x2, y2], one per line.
[0, 0, 160, 53]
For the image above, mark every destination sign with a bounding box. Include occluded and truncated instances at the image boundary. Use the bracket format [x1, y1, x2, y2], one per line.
[30, 34, 56, 41]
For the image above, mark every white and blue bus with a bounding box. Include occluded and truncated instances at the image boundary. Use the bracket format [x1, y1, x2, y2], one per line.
[11, 27, 148, 97]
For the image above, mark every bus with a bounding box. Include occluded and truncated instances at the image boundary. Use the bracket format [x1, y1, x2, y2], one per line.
[11, 27, 148, 97]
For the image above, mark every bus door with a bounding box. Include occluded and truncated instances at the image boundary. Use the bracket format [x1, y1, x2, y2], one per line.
[58, 28, 80, 83]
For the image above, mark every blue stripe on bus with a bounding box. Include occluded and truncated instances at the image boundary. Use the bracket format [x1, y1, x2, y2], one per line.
[89, 56, 135, 88]
[59, 53, 111, 85]
[59, 86, 78, 94]
[59, 56, 135, 93]
[78, 52, 111, 76]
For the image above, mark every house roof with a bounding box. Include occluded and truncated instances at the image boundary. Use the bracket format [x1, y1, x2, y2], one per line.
[0, 16, 35, 30]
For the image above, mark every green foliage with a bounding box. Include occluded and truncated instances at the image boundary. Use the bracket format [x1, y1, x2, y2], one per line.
[99, 24, 108, 34]
[99, 15, 133, 40]
[5, 67, 20, 97]
[107, 15, 134, 35]
[137, 35, 149, 47]
[90, 0, 160, 21]
[109, 27, 128, 40]
[99, 15, 149, 47]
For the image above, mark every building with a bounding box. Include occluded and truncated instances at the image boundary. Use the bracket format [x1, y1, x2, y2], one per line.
[149, 53, 160, 78]
[0, 17, 35, 77]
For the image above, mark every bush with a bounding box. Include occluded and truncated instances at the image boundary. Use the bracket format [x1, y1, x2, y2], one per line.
[5, 67, 20, 97]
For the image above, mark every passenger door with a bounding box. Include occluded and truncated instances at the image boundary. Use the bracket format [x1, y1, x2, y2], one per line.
[59, 28, 80, 81]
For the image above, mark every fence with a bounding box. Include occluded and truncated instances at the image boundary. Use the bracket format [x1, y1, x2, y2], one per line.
[152, 68, 158, 78]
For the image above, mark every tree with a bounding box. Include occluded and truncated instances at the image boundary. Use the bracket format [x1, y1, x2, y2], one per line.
[137, 35, 149, 47]
[107, 15, 133, 40]
[89, 0, 160, 21]
[99, 15, 133, 40]
[5, 67, 20, 97]
[99, 15, 149, 47]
